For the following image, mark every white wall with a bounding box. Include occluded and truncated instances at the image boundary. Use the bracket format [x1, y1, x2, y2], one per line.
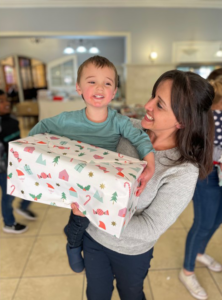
[0, 7, 221, 64]
[0, 37, 125, 67]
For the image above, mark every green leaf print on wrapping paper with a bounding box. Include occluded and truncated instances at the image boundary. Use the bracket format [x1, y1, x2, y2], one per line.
[29, 193, 42, 201]
[77, 184, 91, 191]
[60, 141, 68, 145]
[75, 145, 84, 150]
[129, 173, 136, 179]
[78, 153, 85, 157]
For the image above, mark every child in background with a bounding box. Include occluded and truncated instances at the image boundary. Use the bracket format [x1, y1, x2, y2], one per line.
[29, 56, 155, 272]
[0, 90, 37, 234]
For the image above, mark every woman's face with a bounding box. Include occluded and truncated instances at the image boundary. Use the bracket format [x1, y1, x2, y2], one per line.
[141, 80, 181, 134]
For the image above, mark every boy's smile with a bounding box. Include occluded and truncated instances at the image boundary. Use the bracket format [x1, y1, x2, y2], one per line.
[76, 63, 117, 109]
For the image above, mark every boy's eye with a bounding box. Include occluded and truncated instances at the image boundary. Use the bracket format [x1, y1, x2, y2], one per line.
[106, 82, 111, 86]
[88, 81, 95, 84]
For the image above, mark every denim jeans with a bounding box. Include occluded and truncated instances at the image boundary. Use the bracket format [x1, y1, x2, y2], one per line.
[0, 172, 31, 226]
[183, 166, 222, 272]
[83, 232, 153, 300]
[66, 211, 90, 248]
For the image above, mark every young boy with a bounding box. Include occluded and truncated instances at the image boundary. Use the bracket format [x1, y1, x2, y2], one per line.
[0, 90, 37, 234]
[29, 56, 155, 272]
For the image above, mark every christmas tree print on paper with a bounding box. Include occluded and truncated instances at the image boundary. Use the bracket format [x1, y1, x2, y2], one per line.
[93, 190, 103, 203]
[29, 193, 42, 201]
[77, 184, 91, 191]
[24, 164, 33, 175]
[53, 156, 60, 166]
[61, 192, 66, 201]
[111, 192, 118, 204]
[74, 163, 86, 173]
[36, 154, 46, 165]
[103, 152, 109, 155]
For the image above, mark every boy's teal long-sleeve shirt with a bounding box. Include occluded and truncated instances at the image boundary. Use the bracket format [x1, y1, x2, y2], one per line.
[29, 108, 154, 159]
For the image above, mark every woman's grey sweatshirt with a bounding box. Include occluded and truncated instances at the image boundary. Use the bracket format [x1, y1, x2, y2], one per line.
[86, 120, 199, 255]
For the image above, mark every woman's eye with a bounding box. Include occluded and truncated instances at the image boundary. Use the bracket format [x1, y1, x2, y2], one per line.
[157, 102, 162, 109]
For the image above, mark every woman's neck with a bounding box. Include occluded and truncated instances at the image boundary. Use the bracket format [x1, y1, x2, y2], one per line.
[147, 130, 177, 151]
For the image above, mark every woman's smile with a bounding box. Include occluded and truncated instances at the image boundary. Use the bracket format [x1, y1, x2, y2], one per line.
[144, 112, 154, 122]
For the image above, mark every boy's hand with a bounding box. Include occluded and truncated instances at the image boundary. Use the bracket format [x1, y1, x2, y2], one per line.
[136, 152, 155, 196]
[71, 203, 85, 217]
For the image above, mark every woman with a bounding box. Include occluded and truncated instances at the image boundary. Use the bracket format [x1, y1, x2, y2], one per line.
[180, 71, 222, 300]
[71, 70, 214, 300]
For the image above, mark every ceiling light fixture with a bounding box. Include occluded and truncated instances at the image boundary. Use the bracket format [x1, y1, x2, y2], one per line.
[89, 46, 99, 54]
[63, 42, 75, 55]
[76, 39, 87, 53]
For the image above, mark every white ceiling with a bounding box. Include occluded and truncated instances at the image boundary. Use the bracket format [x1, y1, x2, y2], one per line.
[0, 0, 222, 8]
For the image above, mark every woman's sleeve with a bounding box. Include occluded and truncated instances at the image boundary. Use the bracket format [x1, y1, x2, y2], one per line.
[120, 169, 198, 243]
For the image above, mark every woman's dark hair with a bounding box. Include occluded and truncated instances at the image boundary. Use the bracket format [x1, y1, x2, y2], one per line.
[152, 70, 215, 179]
[207, 68, 222, 81]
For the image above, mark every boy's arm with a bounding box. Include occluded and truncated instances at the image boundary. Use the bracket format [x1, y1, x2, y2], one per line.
[118, 116, 155, 160]
[29, 114, 65, 136]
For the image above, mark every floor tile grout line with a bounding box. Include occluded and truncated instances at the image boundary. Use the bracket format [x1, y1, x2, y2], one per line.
[11, 205, 50, 300]
[178, 217, 190, 233]
[147, 275, 154, 300]
[207, 268, 222, 296]
[82, 274, 86, 300]
[149, 266, 207, 272]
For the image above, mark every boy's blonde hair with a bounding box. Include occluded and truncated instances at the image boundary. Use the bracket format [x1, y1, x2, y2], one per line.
[209, 76, 222, 104]
[77, 56, 118, 88]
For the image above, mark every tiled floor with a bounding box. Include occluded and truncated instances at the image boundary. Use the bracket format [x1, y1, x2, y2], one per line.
[0, 118, 222, 300]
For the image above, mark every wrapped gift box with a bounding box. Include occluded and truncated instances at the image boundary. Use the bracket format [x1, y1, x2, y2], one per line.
[7, 133, 146, 237]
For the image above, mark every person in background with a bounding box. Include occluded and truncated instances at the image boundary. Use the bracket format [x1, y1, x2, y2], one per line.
[0, 89, 37, 234]
[70, 70, 214, 300]
[179, 69, 222, 300]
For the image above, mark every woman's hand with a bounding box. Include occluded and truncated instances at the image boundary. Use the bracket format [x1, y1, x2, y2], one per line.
[136, 164, 155, 196]
[71, 203, 85, 217]
[136, 152, 155, 196]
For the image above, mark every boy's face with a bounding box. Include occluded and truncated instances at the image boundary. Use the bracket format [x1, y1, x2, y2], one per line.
[0, 94, 11, 115]
[76, 63, 117, 109]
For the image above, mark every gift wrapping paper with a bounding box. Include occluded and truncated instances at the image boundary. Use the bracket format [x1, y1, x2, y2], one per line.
[7, 133, 146, 237]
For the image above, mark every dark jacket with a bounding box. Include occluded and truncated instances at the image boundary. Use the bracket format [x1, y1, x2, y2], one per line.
[0, 114, 20, 173]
